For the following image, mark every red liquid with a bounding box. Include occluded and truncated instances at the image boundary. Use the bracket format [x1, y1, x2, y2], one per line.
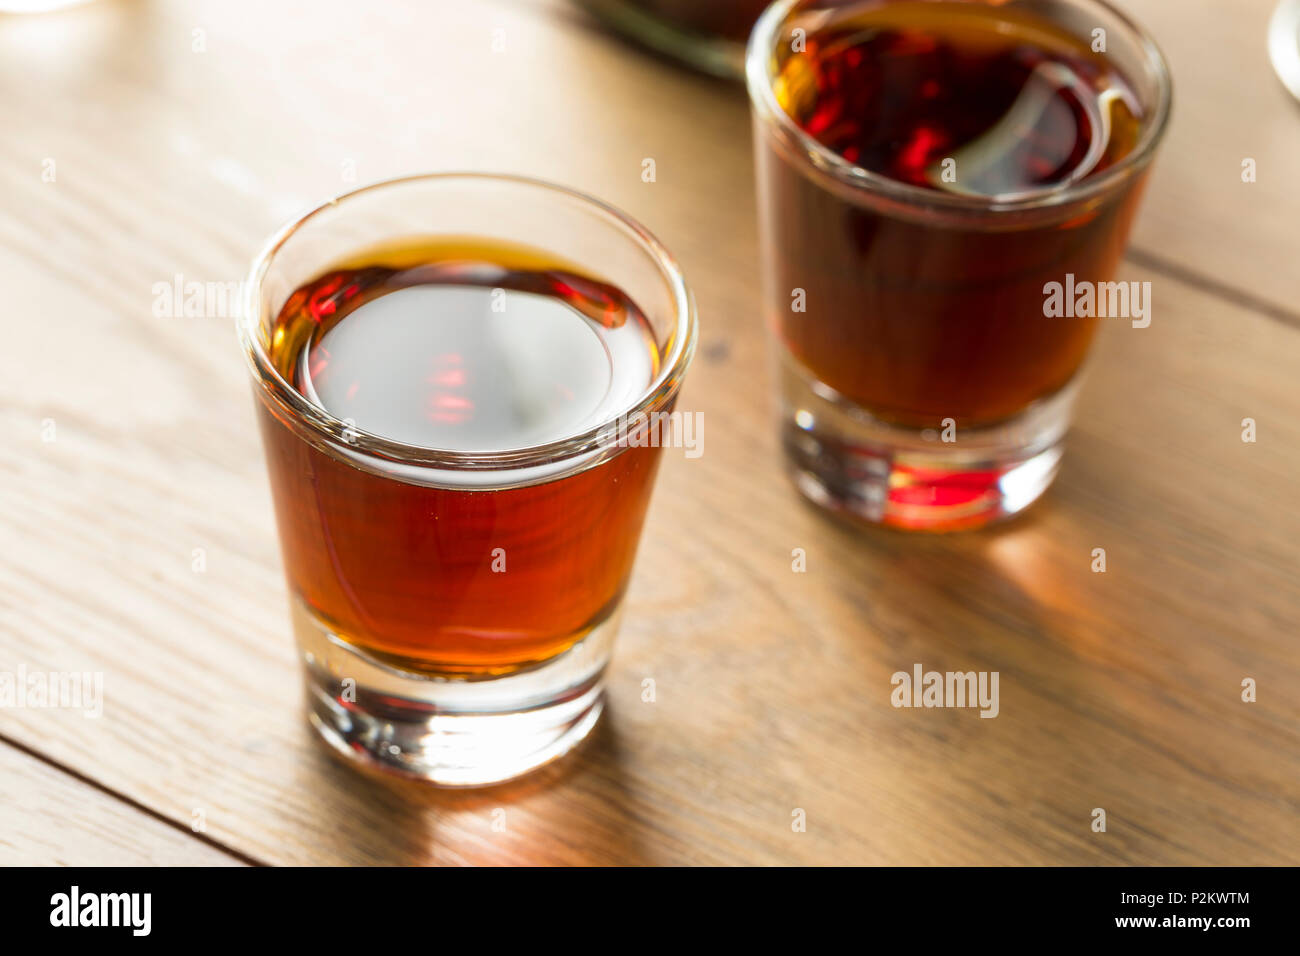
[760, 0, 1150, 427]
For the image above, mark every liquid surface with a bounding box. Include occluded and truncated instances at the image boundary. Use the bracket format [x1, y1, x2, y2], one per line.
[774, 0, 1144, 197]
[269, 239, 659, 452]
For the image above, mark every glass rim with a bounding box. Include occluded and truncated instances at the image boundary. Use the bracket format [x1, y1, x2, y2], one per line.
[745, 0, 1174, 213]
[239, 172, 698, 470]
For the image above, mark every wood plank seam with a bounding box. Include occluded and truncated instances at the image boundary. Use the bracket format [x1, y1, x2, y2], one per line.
[1124, 247, 1300, 331]
[0, 733, 266, 868]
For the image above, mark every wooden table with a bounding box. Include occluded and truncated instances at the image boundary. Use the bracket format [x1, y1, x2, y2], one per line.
[1, 0, 1296, 866]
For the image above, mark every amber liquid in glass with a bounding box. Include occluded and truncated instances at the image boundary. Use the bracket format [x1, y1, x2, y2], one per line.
[257, 238, 665, 675]
[762, 0, 1149, 427]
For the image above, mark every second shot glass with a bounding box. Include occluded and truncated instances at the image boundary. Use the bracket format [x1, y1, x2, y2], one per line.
[747, 0, 1171, 530]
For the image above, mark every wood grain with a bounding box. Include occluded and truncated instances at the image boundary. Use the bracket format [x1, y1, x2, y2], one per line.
[0, 0, 1295, 865]
[0, 742, 244, 866]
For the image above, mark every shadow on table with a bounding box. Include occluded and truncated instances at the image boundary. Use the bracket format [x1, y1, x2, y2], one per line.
[303, 707, 653, 865]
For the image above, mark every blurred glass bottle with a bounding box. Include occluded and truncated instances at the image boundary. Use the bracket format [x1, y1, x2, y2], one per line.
[575, 0, 771, 78]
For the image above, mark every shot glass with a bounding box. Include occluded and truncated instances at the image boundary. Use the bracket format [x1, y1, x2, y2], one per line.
[240, 174, 696, 786]
[746, 0, 1171, 530]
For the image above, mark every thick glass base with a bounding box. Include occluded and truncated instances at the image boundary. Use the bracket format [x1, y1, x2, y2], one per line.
[294, 598, 614, 786]
[779, 352, 1075, 531]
